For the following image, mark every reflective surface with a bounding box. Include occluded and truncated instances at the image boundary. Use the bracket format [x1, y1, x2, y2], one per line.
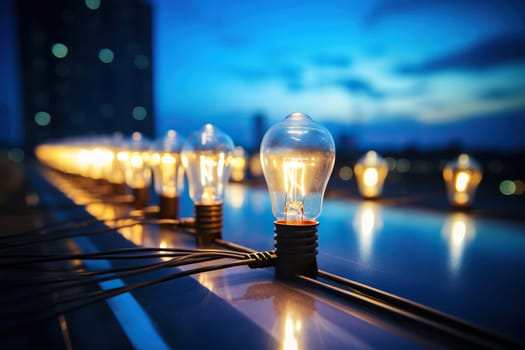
[22, 169, 525, 348]
[222, 184, 525, 342]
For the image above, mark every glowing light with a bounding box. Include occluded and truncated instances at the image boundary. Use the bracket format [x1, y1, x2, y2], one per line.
[338, 166, 353, 181]
[354, 151, 388, 199]
[353, 202, 383, 264]
[99, 48, 114, 63]
[441, 213, 476, 274]
[182, 124, 234, 205]
[443, 154, 482, 208]
[132, 106, 147, 120]
[85, 0, 101, 10]
[34, 111, 51, 126]
[230, 146, 246, 182]
[499, 180, 516, 196]
[363, 168, 378, 187]
[260, 113, 335, 224]
[51, 43, 68, 58]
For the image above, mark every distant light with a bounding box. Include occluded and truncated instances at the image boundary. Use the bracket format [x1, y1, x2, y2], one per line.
[132, 106, 147, 120]
[8, 148, 25, 163]
[34, 111, 51, 126]
[134, 55, 149, 69]
[499, 180, 515, 196]
[396, 158, 411, 173]
[99, 48, 114, 63]
[338, 166, 353, 181]
[385, 157, 396, 171]
[51, 43, 68, 58]
[85, 0, 101, 10]
[515, 180, 525, 195]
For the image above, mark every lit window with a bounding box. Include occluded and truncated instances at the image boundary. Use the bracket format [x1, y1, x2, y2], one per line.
[85, 0, 101, 10]
[34, 111, 51, 126]
[51, 43, 68, 58]
[132, 106, 147, 120]
[99, 48, 114, 63]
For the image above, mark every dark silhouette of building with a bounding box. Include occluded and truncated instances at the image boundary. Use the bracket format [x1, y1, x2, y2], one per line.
[16, 0, 154, 154]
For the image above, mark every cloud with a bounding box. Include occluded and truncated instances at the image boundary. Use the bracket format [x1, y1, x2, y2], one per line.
[336, 78, 384, 99]
[397, 33, 525, 74]
[311, 54, 352, 68]
[365, 0, 525, 26]
[478, 87, 525, 100]
[231, 64, 304, 90]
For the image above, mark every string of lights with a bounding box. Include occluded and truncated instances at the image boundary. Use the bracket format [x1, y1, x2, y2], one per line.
[15, 112, 514, 348]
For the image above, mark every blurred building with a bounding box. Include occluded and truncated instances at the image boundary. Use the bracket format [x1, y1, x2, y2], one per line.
[16, 0, 154, 154]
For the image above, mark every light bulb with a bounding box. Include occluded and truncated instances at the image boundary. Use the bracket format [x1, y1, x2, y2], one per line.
[182, 124, 234, 245]
[260, 112, 335, 224]
[354, 151, 388, 199]
[106, 133, 127, 194]
[120, 132, 152, 208]
[260, 112, 335, 279]
[442, 154, 482, 209]
[149, 130, 185, 218]
[230, 146, 247, 182]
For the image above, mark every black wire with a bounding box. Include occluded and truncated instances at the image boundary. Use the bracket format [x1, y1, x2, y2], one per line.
[0, 247, 246, 267]
[0, 218, 183, 251]
[0, 213, 144, 242]
[1, 259, 251, 329]
[295, 272, 521, 349]
[2, 253, 236, 305]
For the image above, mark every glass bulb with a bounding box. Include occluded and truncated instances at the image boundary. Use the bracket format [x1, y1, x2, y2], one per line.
[442, 153, 482, 208]
[354, 151, 388, 199]
[149, 130, 185, 198]
[260, 112, 335, 224]
[181, 124, 234, 205]
[121, 132, 152, 189]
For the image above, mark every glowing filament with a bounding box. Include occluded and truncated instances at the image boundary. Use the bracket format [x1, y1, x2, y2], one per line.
[455, 171, 470, 192]
[283, 159, 306, 222]
[363, 168, 379, 187]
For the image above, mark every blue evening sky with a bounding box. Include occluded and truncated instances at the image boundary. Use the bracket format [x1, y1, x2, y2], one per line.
[150, 0, 525, 151]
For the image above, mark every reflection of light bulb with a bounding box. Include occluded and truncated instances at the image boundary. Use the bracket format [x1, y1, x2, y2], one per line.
[121, 132, 152, 208]
[182, 124, 234, 245]
[352, 202, 383, 264]
[260, 113, 335, 279]
[354, 151, 388, 199]
[150, 130, 185, 218]
[442, 154, 482, 208]
[441, 213, 476, 274]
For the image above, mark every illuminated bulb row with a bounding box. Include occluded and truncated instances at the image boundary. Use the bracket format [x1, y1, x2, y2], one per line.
[35, 126, 237, 216]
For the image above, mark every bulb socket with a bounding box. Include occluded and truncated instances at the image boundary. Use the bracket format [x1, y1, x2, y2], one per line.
[274, 221, 318, 280]
[132, 186, 149, 209]
[194, 203, 223, 246]
[159, 195, 179, 219]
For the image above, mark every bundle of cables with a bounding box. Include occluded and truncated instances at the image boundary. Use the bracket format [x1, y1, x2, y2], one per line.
[0, 213, 276, 331]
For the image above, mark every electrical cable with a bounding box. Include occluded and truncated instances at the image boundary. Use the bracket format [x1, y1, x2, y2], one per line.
[0, 247, 246, 267]
[0, 212, 145, 242]
[1, 259, 254, 330]
[294, 272, 521, 349]
[2, 253, 236, 305]
[0, 218, 191, 251]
